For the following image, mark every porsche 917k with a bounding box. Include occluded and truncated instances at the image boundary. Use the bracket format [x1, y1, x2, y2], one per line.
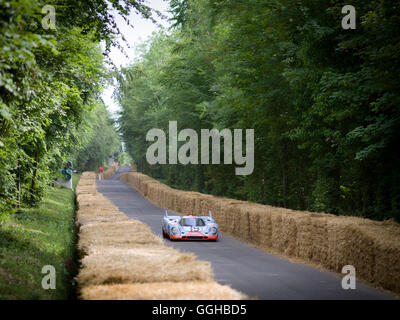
[162, 210, 218, 241]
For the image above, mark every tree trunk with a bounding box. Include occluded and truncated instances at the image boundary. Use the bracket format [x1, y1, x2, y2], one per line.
[29, 149, 40, 203]
[17, 159, 21, 209]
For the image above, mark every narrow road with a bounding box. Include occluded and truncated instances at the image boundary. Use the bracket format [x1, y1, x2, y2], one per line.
[96, 167, 395, 300]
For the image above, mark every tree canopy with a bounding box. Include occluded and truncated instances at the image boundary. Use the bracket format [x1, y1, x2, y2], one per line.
[0, 0, 153, 214]
[116, 0, 400, 222]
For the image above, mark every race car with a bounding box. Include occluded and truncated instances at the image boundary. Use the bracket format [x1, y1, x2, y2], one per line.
[162, 210, 218, 241]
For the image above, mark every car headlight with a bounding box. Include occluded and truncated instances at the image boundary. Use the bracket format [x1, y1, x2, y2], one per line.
[211, 227, 217, 235]
[171, 226, 179, 235]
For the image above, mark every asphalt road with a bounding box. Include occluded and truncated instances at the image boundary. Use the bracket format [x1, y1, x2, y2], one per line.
[96, 167, 395, 300]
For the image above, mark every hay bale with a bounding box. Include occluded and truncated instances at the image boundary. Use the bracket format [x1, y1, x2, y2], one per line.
[247, 207, 261, 245]
[281, 213, 298, 257]
[103, 165, 116, 179]
[193, 195, 203, 215]
[231, 205, 242, 238]
[237, 206, 250, 242]
[76, 206, 127, 224]
[178, 193, 194, 215]
[174, 190, 184, 213]
[77, 207, 118, 216]
[362, 220, 400, 293]
[78, 221, 164, 255]
[159, 187, 167, 209]
[310, 215, 329, 265]
[295, 214, 312, 260]
[271, 213, 284, 252]
[81, 172, 96, 179]
[76, 195, 116, 211]
[339, 222, 375, 281]
[76, 212, 130, 227]
[198, 195, 212, 216]
[165, 189, 174, 211]
[220, 203, 234, 235]
[257, 207, 272, 249]
[211, 199, 228, 231]
[77, 247, 213, 286]
[120, 172, 128, 184]
[81, 281, 247, 300]
[76, 185, 97, 194]
[374, 240, 400, 293]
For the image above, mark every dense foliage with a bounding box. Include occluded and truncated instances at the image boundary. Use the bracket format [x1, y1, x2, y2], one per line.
[71, 101, 121, 172]
[0, 0, 152, 215]
[116, 0, 400, 221]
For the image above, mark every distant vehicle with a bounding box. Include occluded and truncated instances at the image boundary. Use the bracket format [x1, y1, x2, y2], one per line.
[162, 210, 218, 241]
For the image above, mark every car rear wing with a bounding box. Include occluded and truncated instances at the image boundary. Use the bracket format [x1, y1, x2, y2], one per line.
[164, 210, 180, 221]
[199, 211, 216, 223]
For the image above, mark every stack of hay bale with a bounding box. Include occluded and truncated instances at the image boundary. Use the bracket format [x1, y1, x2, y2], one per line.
[120, 171, 400, 295]
[102, 164, 117, 180]
[75, 172, 246, 300]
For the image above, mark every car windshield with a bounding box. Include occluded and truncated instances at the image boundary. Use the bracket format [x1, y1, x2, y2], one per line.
[180, 218, 205, 227]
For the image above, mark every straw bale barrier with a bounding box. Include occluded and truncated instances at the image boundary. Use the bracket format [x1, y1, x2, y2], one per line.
[102, 164, 117, 180]
[120, 171, 400, 295]
[75, 171, 246, 300]
[81, 281, 245, 300]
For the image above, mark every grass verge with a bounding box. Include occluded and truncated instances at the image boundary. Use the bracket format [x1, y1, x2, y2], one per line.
[0, 173, 81, 299]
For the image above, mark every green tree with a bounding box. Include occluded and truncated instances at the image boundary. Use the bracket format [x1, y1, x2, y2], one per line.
[116, 0, 400, 222]
[1, 0, 153, 214]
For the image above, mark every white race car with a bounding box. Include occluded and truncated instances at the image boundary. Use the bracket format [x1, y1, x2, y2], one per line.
[162, 210, 218, 241]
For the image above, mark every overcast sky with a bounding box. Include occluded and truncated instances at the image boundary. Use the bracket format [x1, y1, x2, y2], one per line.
[101, 0, 172, 116]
